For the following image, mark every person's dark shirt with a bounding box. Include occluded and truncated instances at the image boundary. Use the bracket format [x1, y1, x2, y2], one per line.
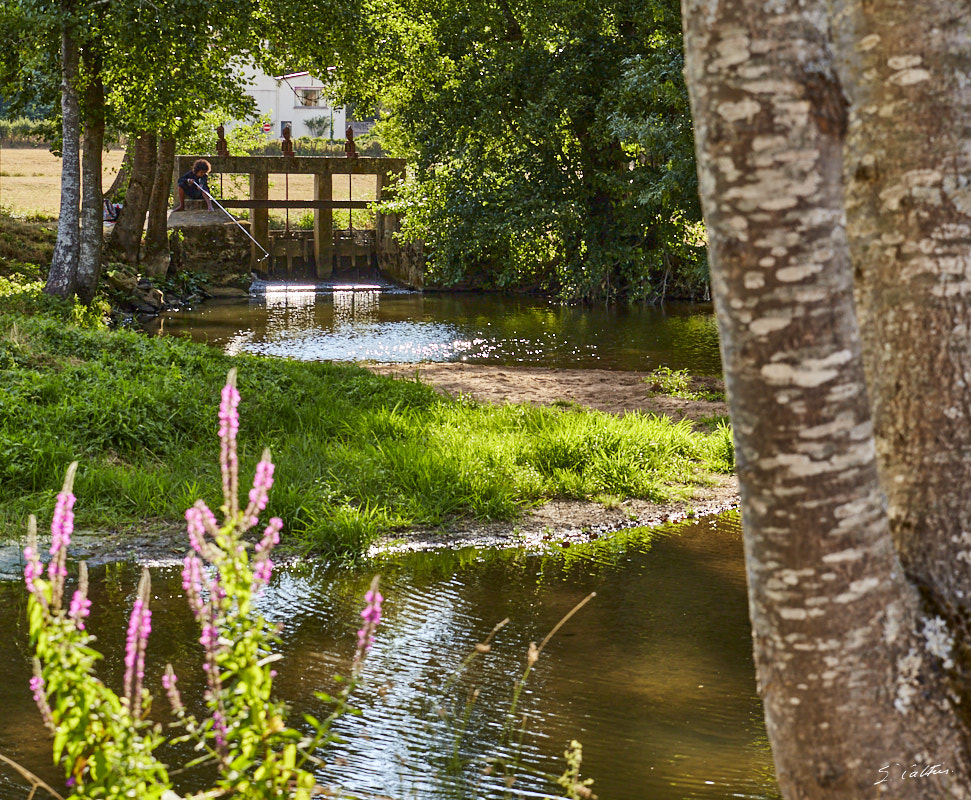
[178, 170, 209, 192]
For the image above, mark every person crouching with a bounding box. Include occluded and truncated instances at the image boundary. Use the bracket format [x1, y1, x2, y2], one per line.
[173, 159, 214, 211]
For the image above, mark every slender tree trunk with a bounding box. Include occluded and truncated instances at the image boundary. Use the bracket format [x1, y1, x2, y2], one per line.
[105, 139, 133, 203]
[45, 18, 80, 298]
[107, 131, 156, 264]
[681, 0, 971, 795]
[76, 63, 105, 305]
[142, 136, 176, 278]
[830, 0, 971, 697]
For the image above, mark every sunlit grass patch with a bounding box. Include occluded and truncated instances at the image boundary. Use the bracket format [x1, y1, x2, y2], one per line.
[644, 366, 725, 402]
[0, 307, 735, 555]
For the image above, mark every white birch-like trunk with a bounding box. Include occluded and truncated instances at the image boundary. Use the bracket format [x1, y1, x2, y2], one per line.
[45, 20, 80, 298]
[77, 67, 104, 306]
[681, 0, 971, 795]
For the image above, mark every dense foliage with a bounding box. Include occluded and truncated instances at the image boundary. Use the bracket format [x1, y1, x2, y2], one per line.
[281, 0, 705, 301]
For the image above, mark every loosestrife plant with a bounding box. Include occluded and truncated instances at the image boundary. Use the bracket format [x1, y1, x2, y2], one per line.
[24, 369, 381, 799]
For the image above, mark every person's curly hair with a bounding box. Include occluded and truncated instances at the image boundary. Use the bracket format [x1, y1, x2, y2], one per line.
[192, 158, 211, 174]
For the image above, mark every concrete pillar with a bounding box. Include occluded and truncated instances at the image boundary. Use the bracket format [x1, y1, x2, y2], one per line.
[314, 172, 333, 279]
[250, 171, 269, 269]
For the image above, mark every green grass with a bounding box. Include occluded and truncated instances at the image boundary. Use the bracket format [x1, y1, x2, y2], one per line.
[0, 210, 57, 277]
[0, 280, 735, 556]
[643, 366, 726, 402]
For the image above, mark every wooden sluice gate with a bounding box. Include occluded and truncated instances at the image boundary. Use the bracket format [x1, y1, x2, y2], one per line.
[172, 151, 406, 279]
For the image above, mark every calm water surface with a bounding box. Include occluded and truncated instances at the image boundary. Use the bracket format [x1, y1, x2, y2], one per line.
[148, 288, 723, 374]
[0, 513, 778, 799]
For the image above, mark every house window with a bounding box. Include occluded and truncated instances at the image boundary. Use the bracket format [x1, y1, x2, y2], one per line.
[295, 88, 322, 107]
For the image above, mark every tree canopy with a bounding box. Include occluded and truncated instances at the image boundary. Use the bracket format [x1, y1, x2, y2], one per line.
[279, 0, 705, 302]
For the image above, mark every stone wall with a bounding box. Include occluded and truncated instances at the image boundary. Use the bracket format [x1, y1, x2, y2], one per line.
[376, 213, 424, 288]
[168, 200, 252, 278]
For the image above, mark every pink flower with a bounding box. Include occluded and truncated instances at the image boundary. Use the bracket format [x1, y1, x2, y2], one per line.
[185, 506, 207, 554]
[354, 578, 383, 666]
[218, 381, 240, 441]
[243, 457, 275, 528]
[256, 518, 283, 556]
[49, 490, 76, 556]
[30, 661, 54, 729]
[219, 373, 241, 516]
[253, 558, 274, 585]
[123, 570, 153, 716]
[68, 590, 91, 629]
[182, 554, 205, 618]
[23, 546, 43, 596]
[162, 665, 183, 713]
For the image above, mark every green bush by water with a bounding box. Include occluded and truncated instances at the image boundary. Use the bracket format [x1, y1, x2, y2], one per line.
[0, 286, 734, 555]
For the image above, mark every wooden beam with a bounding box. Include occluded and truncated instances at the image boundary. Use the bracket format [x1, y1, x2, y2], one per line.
[217, 199, 372, 210]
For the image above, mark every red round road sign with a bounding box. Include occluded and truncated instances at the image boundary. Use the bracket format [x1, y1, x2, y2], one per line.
[262, 122, 272, 133]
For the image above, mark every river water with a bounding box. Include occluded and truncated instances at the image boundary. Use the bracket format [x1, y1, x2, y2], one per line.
[0, 292, 780, 798]
[147, 288, 723, 373]
[0, 513, 778, 800]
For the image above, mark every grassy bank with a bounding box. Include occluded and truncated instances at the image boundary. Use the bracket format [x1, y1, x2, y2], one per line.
[0, 280, 733, 556]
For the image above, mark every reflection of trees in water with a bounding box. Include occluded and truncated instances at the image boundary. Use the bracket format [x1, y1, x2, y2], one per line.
[332, 290, 380, 326]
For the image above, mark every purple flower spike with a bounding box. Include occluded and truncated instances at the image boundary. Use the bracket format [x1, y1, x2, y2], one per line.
[243, 453, 275, 530]
[23, 545, 42, 596]
[68, 562, 91, 631]
[29, 664, 54, 730]
[256, 518, 283, 557]
[49, 490, 76, 557]
[353, 577, 383, 671]
[68, 591, 92, 629]
[123, 569, 153, 717]
[253, 558, 274, 585]
[182, 554, 205, 619]
[162, 665, 184, 714]
[219, 370, 241, 517]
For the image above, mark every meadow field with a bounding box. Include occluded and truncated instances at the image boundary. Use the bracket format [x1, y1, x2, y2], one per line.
[0, 148, 378, 221]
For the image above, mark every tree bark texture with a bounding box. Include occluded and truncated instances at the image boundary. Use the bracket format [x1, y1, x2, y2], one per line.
[830, 0, 971, 701]
[108, 131, 157, 264]
[681, 0, 971, 795]
[104, 139, 133, 203]
[142, 136, 176, 278]
[77, 67, 104, 305]
[45, 20, 80, 298]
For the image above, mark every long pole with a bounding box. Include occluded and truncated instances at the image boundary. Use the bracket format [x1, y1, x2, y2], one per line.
[193, 181, 270, 261]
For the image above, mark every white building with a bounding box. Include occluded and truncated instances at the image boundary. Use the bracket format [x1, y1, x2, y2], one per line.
[240, 68, 347, 139]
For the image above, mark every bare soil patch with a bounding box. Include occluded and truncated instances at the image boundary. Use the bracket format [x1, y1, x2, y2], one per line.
[366, 362, 728, 422]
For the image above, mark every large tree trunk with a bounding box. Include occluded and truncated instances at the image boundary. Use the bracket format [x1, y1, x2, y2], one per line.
[681, 0, 971, 795]
[830, 0, 971, 696]
[77, 64, 105, 305]
[45, 18, 80, 298]
[141, 136, 176, 278]
[107, 131, 157, 264]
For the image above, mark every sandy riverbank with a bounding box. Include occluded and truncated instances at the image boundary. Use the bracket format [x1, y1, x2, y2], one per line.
[364, 362, 728, 422]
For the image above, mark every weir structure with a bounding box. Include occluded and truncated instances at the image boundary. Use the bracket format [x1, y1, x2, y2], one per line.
[173, 155, 406, 278]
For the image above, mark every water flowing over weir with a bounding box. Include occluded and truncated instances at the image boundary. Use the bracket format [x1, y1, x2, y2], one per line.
[0, 513, 780, 800]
